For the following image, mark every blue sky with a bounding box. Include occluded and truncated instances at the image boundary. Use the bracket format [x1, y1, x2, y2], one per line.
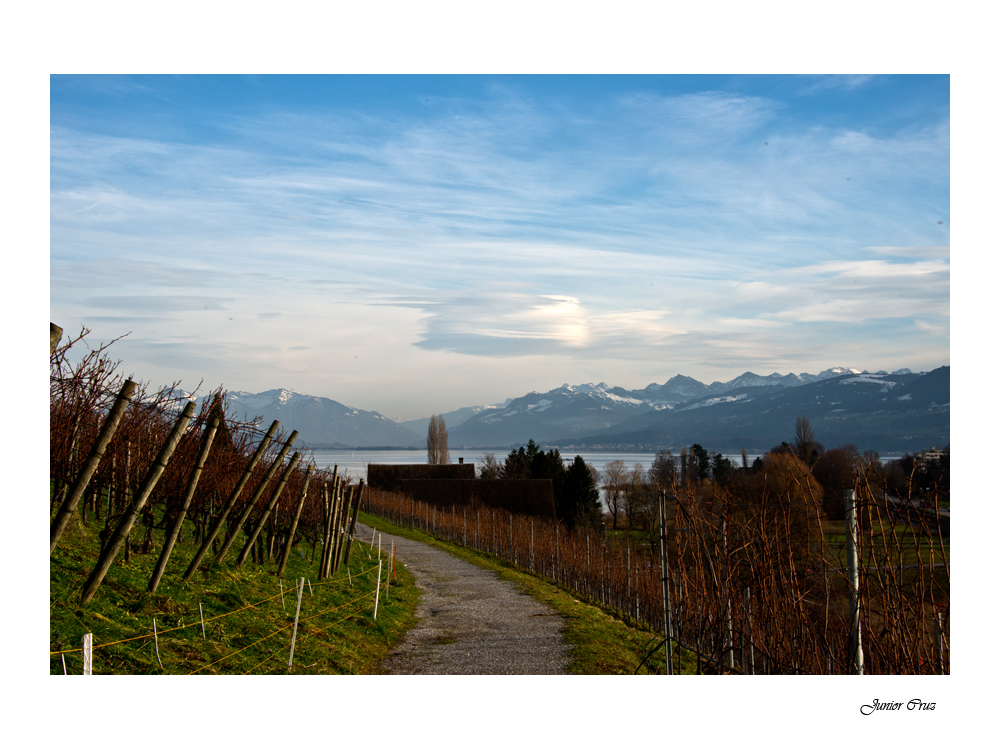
[50, 74, 949, 420]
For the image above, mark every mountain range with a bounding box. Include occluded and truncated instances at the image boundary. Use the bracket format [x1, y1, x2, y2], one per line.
[213, 366, 949, 455]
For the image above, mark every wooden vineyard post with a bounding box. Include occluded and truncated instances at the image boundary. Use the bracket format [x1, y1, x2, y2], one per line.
[509, 513, 513, 565]
[341, 480, 365, 568]
[331, 484, 352, 573]
[213, 430, 299, 566]
[626, 539, 631, 624]
[555, 523, 560, 585]
[148, 411, 220, 592]
[331, 479, 350, 575]
[935, 611, 946, 675]
[317, 483, 330, 571]
[318, 471, 339, 579]
[328, 476, 346, 577]
[235, 452, 302, 568]
[324, 481, 340, 576]
[51, 378, 138, 553]
[50, 322, 63, 355]
[845, 488, 864, 675]
[530, 519, 534, 573]
[658, 489, 674, 675]
[183, 420, 280, 580]
[317, 483, 331, 579]
[81, 402, 196, 605]
[277, 465, 314, 578]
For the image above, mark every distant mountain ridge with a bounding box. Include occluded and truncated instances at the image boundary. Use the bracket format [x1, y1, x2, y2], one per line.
[206, 366, 944, 454]
[561, 367, 948, 454]
[221, 389, 423, 449]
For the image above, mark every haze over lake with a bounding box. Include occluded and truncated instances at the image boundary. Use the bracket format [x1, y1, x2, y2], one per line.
[308, 448, 766, 484]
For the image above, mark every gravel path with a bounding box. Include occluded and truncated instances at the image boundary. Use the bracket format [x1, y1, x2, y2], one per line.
[357, 522, 570, 675]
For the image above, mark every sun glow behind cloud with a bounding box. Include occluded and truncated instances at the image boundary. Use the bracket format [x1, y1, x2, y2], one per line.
[49, 75, 950, 418]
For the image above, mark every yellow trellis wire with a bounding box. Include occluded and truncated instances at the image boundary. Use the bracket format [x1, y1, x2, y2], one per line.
[50, 561, 384, 656]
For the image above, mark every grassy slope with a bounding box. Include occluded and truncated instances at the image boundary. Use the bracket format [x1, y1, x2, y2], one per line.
[50, 505, 696, 675]
[50, 513, 418, 675]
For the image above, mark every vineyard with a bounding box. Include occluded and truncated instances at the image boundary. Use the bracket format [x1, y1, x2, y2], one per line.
[363, 455, 950, 675]
[49, 324, 949, 675]
[49, 325, 415, 674]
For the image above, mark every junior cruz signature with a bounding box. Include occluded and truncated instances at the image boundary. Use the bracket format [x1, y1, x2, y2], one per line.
[861, 699, 936, 715]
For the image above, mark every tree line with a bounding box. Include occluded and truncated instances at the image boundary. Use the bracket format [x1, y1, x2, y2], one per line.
[582, 416, 948, 536]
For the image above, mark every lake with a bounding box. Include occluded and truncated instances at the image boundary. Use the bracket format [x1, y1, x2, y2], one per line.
[305, 448, 767, 482]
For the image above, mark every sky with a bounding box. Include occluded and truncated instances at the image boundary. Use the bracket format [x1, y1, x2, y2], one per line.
[26, 6, 989, 735]
[50, 74, 949, 421]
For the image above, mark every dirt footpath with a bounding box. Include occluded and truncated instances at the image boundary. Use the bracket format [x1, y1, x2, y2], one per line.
[356, 522, 570, 675]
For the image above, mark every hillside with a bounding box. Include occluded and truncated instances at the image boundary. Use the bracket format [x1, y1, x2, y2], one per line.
[562, 367, 950, 453]
[224, 389, 422, 449]
[212, 366, 947, 454]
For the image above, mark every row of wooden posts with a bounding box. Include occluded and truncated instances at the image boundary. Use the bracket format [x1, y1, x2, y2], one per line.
[48, 372, 362, 605]
[364, 485, 947, 675]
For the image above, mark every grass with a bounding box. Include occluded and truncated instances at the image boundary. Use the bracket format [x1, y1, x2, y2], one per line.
[50, 511, 419, 675]
[820, 519, 949, 572]
[357, 510, 698, 675]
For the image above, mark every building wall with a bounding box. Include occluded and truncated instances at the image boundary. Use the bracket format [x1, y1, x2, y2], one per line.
[367, 463, 476, 492]
[398, 479, 556, 519]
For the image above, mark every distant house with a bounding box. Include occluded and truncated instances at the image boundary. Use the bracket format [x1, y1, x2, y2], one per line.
[915, 447, 947, 469]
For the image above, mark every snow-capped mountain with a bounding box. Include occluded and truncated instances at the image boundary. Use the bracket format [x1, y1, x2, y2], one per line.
[200, 366, 946, 453]
[563, 367, 949, 453]
[222, 389, 422, 449]
[449, 382, 651, 447]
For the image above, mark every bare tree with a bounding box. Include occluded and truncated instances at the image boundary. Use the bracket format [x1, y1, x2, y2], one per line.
[794, 416, 822, 466]
[478, 451, 502, 479]
[650, 448, 677, 489]
[427, 414, 449, 465]
[601, 459, 627, 529]
[623, 462, 655, 530]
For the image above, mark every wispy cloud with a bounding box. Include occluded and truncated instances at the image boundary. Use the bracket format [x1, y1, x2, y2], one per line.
[868, 246, 950, 259]
[85, 295, 233, 313]
[49, 76, 950, 416]
[797, 75, 877, 95]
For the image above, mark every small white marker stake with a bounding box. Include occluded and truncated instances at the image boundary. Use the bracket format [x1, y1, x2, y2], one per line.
[288, 577, 305, 669]
[199, 602, 206, 640]
[153, 618, 163, 669]
[82, 633, 92, 675]
[307, 579, 313, 595]
[62, 654, 67, 675]
[280, 579, 286, 614]
[373, 560, 383, 619]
